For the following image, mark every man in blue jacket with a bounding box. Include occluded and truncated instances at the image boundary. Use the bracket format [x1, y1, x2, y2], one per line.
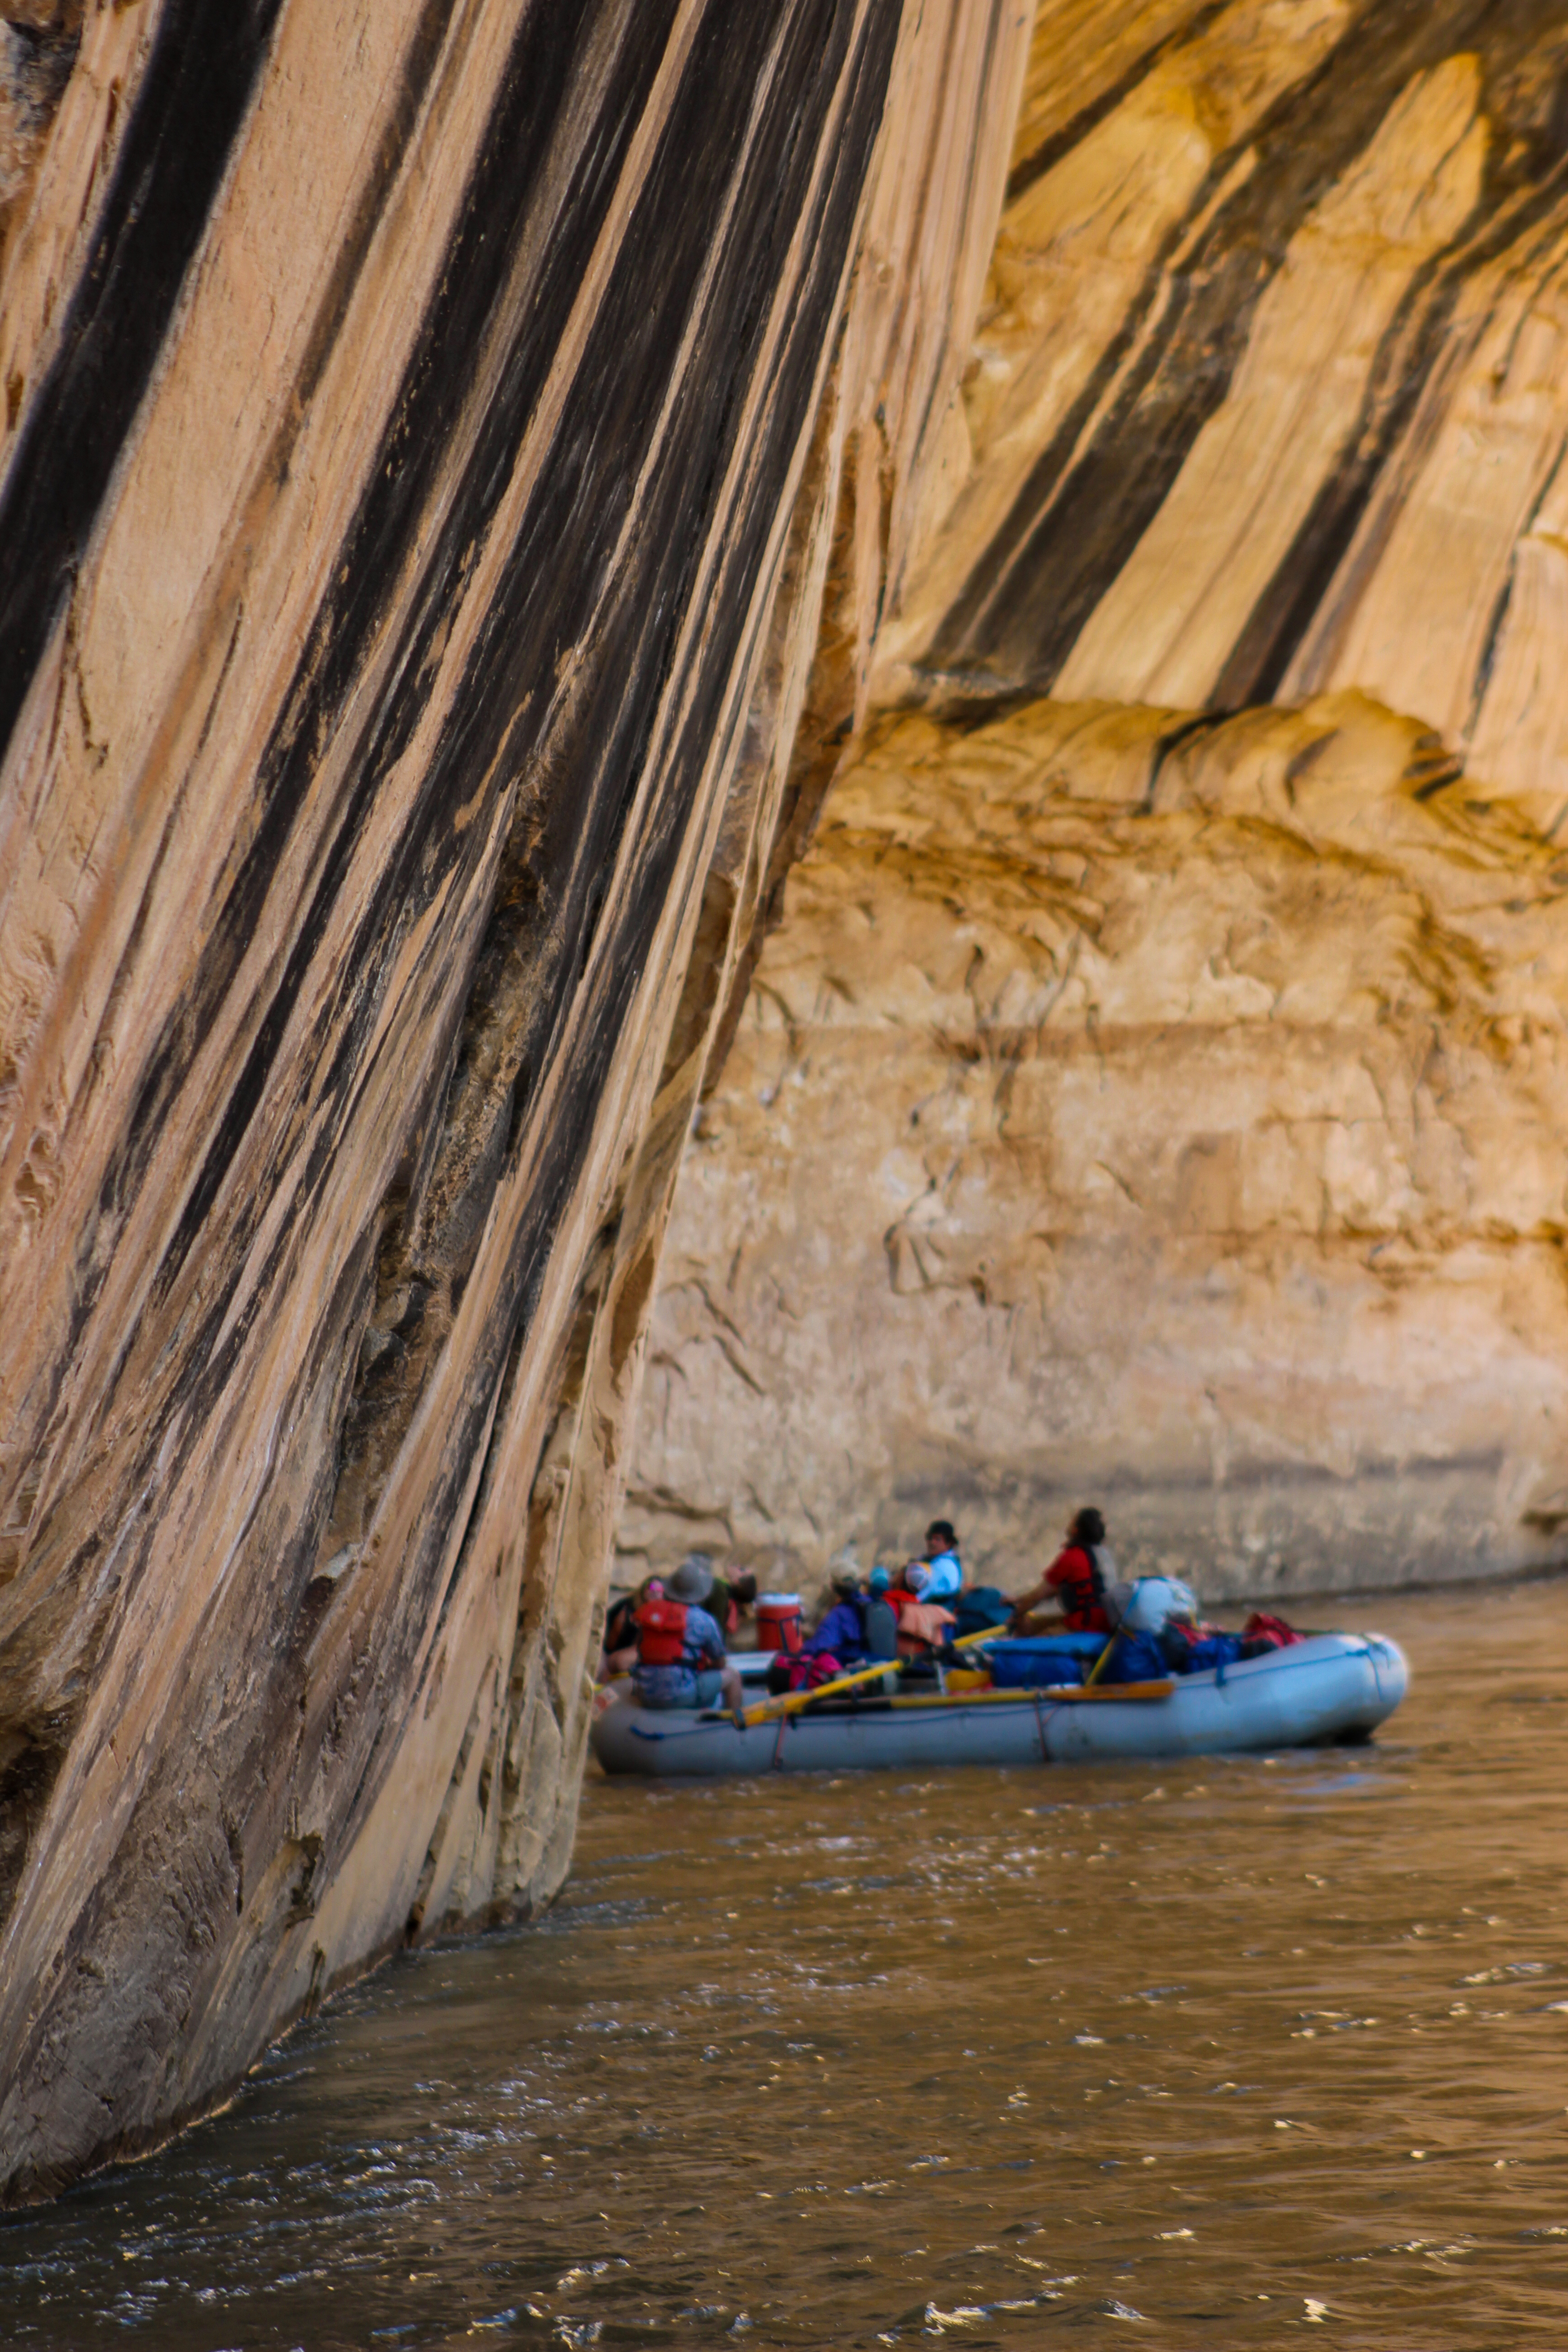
[919, 1520, 964, 1600]
[805, 1568, 902, 1666]
[806, 1568, 872, 1661]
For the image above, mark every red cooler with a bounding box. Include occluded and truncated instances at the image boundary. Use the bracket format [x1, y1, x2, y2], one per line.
[755, 1593, 804, 1654]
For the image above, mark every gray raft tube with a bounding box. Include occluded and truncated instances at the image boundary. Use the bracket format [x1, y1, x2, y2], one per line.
[591, 1631, 1409, 1778]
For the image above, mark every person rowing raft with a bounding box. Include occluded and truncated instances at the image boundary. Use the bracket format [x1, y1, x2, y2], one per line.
[1009, 1506, 1130, 1636]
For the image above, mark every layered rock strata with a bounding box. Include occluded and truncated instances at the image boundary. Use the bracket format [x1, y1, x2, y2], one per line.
[624, 1, 1568, 1597]
[627, 695, 1568, 1595]
[0, 0, 1029, 2198]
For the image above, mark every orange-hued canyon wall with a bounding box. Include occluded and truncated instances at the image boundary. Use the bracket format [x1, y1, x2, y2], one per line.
[10, 0, 1568, 2210]
[624, 1, 1568, 1602]
[0, 0, 1028, 2196]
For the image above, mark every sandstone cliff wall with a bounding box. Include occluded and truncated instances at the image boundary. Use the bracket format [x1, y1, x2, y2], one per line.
[0, 0, 1030, 2198]
[624, 1, 1568, 1602]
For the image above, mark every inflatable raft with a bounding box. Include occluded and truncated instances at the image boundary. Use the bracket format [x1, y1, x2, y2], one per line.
[591, 1631, 1408, 1778]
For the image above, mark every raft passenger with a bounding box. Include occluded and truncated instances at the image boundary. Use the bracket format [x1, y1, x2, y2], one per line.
[916, 1519, 964, 1599]
[632, 1559, 743, 1715]
[863, 1566, 901, 1661]
[709, 1564, 759, 1642]
[659, 1553, 757, 1644]
[1009, 1506, 1127, 1635]
[805, 1568, 902, 1665]
[888, 1559, 958, 1658]
[601, 1578, 651, 1677]
[806, 1569, 870, 1661]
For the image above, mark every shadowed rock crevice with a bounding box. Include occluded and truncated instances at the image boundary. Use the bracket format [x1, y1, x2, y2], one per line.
[0, 6, 80, 239]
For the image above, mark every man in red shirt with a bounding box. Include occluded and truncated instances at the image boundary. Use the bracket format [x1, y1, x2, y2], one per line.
[1009, 1507, 1122, 1633]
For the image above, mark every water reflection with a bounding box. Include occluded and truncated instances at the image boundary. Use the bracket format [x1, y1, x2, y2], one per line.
[5, 1582, 1568, 2347]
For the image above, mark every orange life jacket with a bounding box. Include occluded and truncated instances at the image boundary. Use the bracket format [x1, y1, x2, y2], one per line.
[636, 1596, 690, 1666]
[895, 1600, 956, 1656]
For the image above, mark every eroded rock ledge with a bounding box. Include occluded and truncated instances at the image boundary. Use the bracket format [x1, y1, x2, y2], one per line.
[0, 0, 1027, 2199]
[627, 692, 1568, 1594]
[624, 1, 1568, 1596]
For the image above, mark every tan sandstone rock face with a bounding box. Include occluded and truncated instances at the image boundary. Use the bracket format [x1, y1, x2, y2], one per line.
[0, 0, 1029, 2198]
[624, 1, 1568, 1601]
[627, 696, 1568, 1596]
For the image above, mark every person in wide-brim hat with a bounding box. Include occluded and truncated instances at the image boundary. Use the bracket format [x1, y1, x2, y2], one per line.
[632, 1558, 742, 1718]
[669, 1553, 716, 1606]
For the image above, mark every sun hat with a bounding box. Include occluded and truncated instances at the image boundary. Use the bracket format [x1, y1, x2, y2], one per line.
[670, 1554, 716, 1605]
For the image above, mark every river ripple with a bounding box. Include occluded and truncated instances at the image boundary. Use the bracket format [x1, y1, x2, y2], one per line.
[5, 1580, 1568, 2348]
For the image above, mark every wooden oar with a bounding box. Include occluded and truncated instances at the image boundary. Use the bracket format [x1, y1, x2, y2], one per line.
[1040, 1678, 1172, 1702]
[734, 1670, 1175, 1727]
[739, 1602, 1147, 1728]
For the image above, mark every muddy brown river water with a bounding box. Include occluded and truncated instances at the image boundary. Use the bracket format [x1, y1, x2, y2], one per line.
[5, 1581, 1568, 2348]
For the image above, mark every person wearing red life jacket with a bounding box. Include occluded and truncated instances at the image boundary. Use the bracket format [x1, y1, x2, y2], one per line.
[633, 1557, 743, 1715]
[1009, 1506, 1129, 1635]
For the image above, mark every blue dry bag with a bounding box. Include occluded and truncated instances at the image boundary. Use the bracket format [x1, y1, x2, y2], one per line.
[987, 1639, 1088, 1690]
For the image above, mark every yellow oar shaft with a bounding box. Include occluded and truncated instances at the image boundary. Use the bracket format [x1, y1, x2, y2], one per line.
[742, 1652, 902, 1726]
[887, 1682, 1171, 1707]
[737, 1671, 1173, 1727]
[741, 1615, 1123, 1725]
[743, 1606, 1006, 1725]
[1082, 1620, 1125, 1685]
